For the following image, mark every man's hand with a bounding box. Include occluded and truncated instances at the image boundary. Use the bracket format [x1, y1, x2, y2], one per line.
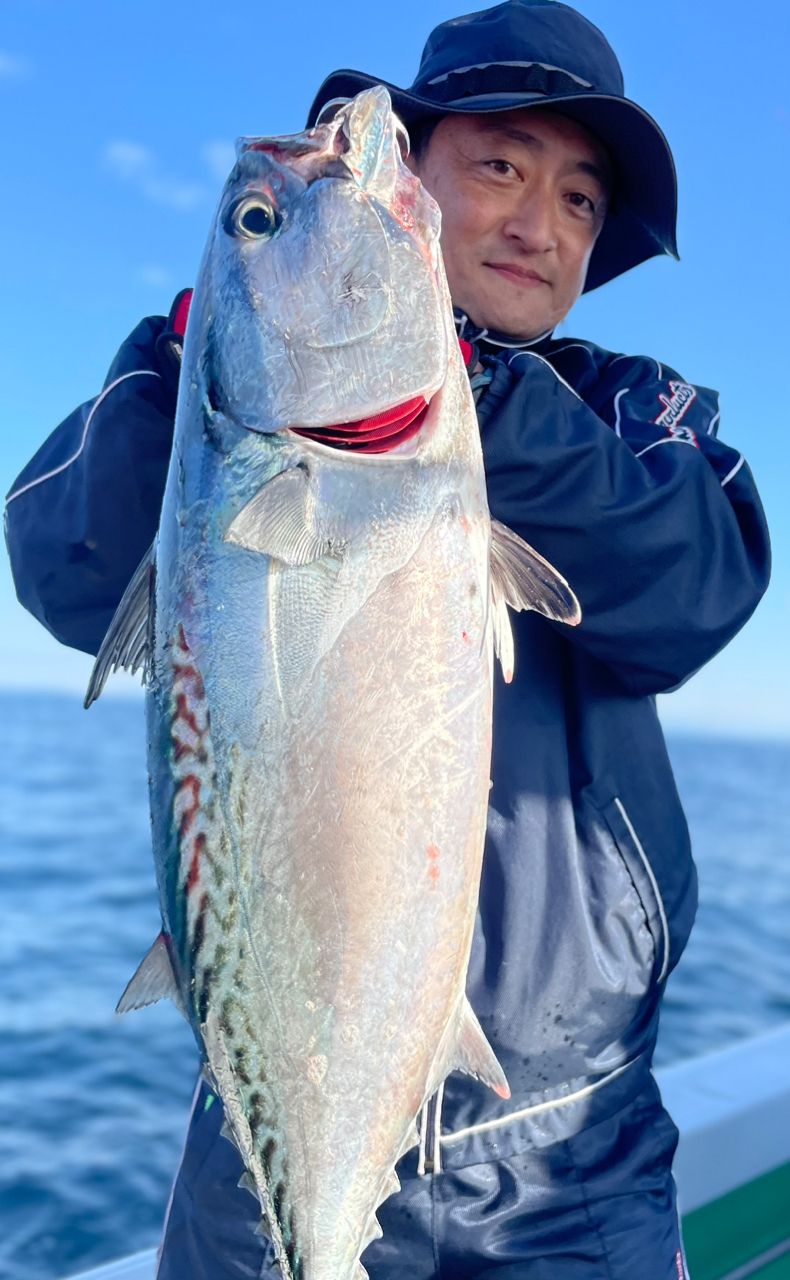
[155, 288, 193, 407]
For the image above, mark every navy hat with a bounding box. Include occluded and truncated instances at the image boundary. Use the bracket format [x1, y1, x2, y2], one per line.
[306, 0, 678, 292]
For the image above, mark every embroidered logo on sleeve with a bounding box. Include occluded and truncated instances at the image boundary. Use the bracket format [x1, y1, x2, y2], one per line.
[654, 380, 697, 430]
[666, 424, 699, 447]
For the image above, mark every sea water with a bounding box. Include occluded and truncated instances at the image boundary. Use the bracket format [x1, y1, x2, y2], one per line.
[1, 690, 788, 1280]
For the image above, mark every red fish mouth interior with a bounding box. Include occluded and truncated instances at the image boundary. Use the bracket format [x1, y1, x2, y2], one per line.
[290, 394, 430, 454]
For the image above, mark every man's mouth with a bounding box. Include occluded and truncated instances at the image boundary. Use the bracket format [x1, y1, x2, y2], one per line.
[485, 263, 549, 287]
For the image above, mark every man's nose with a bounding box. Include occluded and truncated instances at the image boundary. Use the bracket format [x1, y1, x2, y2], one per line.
[502, 187, 558, 253]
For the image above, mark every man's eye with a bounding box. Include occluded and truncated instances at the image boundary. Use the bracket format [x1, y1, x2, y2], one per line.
[566, 192, 597, 216]
[485, 159, 518, 177]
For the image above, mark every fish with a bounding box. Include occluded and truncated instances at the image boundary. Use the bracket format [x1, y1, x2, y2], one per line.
[86, 87, 581, 1280]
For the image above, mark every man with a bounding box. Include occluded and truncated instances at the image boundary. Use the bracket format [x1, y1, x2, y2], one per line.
[4, 2, 770, 1277]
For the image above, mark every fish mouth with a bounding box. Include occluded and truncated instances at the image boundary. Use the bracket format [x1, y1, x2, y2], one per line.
[290, 394, 430, 453]
[203, 378, 432, 454]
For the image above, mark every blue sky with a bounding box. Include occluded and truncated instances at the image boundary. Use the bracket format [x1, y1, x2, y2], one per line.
[1, 0, 788, 736]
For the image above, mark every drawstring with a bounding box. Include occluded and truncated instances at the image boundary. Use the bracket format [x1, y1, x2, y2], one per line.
[470, 367, 493, 405]
[417, 1083, 446, 1176]
[417, 1100, 429, 1176]
[433, 1082, 445, 1174]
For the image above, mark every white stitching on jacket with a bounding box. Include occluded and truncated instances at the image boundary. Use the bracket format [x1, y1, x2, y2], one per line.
[634, 436, 698, 459]
[613, 387, 629, 437]
[440, 1057, 639, 1145]
[5, 369, 161, 505]
[507, 350, 584, 402]
[545, 342, 596, 359]
[720, 454, 745, 488]
[614, 797, 670, 984]
[488, 330, 552, 349]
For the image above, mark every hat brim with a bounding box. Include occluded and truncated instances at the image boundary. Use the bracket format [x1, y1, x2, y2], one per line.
[307, 71, 678, 293]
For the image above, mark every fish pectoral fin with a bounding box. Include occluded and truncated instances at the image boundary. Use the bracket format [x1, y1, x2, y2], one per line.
[225, 467, 340, 565]
[115, 931, 186, 1018]
[490, 519, 581, 625]
[453, 997, 511, 1100]
[85, 542, 155, 707]
[490, 518, 581, 682]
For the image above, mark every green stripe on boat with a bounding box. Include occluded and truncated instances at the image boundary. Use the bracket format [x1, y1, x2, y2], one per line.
[682, 1162, 790, 1279]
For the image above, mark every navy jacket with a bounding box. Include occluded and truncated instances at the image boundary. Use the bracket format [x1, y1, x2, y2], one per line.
[4, 315, 770, 1167]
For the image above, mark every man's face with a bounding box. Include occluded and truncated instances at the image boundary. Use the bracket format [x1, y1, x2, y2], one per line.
[408, 108, 610, 339]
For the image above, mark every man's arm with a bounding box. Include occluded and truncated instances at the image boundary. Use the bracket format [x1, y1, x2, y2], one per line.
[5, 314, 177, 656]
[480, 352, 771, 696]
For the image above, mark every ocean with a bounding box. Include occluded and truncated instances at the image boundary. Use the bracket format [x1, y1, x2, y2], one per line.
[1, 689, 788, 1280]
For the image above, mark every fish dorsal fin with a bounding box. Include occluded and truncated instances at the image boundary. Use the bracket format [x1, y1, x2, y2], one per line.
[225, 468, 338, 565]
[116, 931, 186, 1018]
[85, 542, 155, 707]
[453, 997, 510, 1100]
[490, 518, 581, 682]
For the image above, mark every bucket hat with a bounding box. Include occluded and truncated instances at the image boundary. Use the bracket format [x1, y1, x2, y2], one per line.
[306, 0, 678, 292]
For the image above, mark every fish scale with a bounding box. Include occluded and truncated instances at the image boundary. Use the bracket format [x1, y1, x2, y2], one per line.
[86, 86, 580, 1279]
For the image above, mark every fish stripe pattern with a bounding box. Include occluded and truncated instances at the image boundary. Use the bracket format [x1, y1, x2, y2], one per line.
[169, 625, 236, 1027]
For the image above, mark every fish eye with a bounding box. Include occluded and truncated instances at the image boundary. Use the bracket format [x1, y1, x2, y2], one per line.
[226, 196, 281, 240]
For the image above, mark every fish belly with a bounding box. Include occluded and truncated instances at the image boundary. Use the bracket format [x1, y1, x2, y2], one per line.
[152, 494, 492, 1277]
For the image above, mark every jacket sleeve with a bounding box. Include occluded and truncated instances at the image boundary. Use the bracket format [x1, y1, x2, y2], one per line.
[4, 315, 175, 656]
[480, 351, 771, 696]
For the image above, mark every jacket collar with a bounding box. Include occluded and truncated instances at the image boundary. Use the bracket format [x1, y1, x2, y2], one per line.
[453, 308, 554, 360]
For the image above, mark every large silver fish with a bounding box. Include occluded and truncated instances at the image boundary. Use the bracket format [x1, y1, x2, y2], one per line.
[87, 87, 580, 1280]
